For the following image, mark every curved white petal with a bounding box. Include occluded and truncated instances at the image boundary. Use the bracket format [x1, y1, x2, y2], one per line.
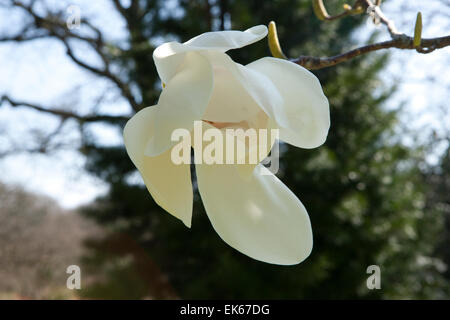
[195, 140, 313, 265]
[153, 25, 267, 84]
[145, 51, 213, 156]
[201, 114, 275, 179]
[247, 57, 330, 149]
[153, 41, 188, 84]
[124, 106, 193, 227]
[202, 51, 283, 124]
[185, 25, 267, 52]
[235, 63, 289, 127]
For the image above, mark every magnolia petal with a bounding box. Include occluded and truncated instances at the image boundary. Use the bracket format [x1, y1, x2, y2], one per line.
[236, 63, 290, 128]
[201, 117, 276, 179]
[202, 53, 261, 123]
[246, 57, 330, 149]
[185, 25, 267, 52]
[228, 114, 277, 179]
[153, 26, 267, 84]
[153, 41, 189, 84]
[145, 51, 213, 157]
[123, 106, 193, 227]
[202, 51, 283, 125]
[195, 153, 313, 265]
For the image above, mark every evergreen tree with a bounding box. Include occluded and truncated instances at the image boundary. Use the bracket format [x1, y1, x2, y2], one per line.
[427, 146, 450, 289]
[79, 0, 448, 299]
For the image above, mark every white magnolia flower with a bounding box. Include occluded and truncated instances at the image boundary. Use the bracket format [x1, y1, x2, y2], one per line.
[123, 25, 330, 265]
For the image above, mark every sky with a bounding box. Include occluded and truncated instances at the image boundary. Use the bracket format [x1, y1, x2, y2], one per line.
[0, 0, 449, 209]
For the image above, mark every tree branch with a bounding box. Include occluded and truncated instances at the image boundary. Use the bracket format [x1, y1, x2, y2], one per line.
[1, 95, 130, 124]
[312, 0, 365, 21]
[3, 1, 141, 111]
[111, 0, 127, 17]
[61, 40, 139, 111]
[293, 35, 450, 70]
[288, 1, 450, 69]
[0, 23, 49, 42]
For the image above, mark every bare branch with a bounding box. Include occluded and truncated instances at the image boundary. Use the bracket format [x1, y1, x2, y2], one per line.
[111, 0, 127, 17]
[2, 1, 141, 111]
[289, 1, 450, 69]
[0, 22, 49, 42]
[293, 35, 450, 70]
[312, 0, 365, 21]
[363, 0, 401, 37]
[61, 40, 138, 110]
[1, 95, 130, 124]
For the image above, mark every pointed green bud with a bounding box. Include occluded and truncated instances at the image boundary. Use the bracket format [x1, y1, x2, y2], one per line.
[312, 0, 329, 21]
[414, 12, 422, 48]
[268, 21, 287, 59]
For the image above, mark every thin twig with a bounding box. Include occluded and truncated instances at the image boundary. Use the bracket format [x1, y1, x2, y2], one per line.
[363, 0, 401, 37]
[1, 95, 130, 124]
[293, 35, 450, 69]
[3, 1, 141, 111]
[291, 0, 450, 69]
[313, 0, 365, 21]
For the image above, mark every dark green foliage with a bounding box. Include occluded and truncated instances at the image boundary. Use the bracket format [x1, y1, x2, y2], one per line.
[80, 0, 448, 299]
[427, 147, 450, 286]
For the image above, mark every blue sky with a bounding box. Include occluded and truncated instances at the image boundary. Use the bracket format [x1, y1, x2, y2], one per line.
[0, 0, 448, 208]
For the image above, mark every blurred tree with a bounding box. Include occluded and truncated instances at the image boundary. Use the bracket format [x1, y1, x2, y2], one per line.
[0, 0, 448, 299]
[0, 183, 98, 299]
[426, 146, 450, 282]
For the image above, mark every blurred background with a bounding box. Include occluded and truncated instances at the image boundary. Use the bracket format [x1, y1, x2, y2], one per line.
[0, 0, 449, 299]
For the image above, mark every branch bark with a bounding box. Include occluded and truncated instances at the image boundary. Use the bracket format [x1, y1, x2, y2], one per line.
[293, 35, 450, 70]
[2, 1, 141, 111]
[292, 0, 450, 69]
[1, 95, 130, 124]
